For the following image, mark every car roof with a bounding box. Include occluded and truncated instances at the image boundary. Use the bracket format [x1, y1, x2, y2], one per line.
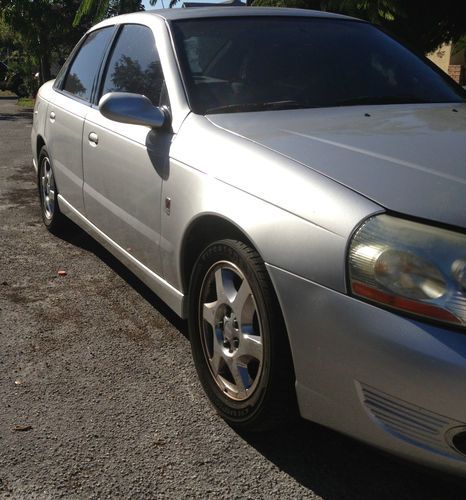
[147, 7, 352, 21]
[91, 7, 359, 34]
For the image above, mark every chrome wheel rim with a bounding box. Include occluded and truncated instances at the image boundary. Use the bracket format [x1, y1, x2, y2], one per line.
[199, 261, 263, 401]
[40, 157, 55, 220]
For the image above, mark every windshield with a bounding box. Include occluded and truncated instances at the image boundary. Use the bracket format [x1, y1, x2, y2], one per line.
[171, 17, 465, 115]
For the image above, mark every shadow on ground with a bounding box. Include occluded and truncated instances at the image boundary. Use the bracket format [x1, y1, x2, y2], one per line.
[58, 221, 188, 338]
[0, 98, 33, 120]
[56, 221, 466, 499]
[0, 113, 32, 121]
[240, 421, 466, 499]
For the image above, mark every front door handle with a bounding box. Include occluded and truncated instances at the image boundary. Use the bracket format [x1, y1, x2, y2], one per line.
[88, 132, 99, 145]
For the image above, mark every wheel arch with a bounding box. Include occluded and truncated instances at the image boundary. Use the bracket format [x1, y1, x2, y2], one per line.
[179, 214, 296, 359]
[36, 135, 46, 176]
[180, 214, 259, 295]
[36, 135, 46, 157]
[36, 137, 62, 195]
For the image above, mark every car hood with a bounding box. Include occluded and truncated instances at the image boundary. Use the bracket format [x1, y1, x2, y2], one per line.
[207, 103, 466, 229]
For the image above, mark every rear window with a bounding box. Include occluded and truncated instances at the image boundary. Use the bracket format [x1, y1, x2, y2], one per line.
[63, 27, 114, 102]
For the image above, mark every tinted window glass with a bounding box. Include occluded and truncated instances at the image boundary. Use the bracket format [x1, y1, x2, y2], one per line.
[63, 27, 114, 102]
[172, 17, 465, 114]
[101, 24, 164, 106]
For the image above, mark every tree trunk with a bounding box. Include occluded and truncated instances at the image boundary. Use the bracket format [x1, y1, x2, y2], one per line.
[37, 29, 52, 85]
[39, 54, 51, 85]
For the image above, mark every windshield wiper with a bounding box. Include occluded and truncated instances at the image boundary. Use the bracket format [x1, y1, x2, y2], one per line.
[205, 100, 304, 114]
[333, 95, 427, 106]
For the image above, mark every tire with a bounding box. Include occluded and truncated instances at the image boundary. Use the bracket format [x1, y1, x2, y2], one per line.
[38, 146, 67, 234]
[188, 239, 296, 431]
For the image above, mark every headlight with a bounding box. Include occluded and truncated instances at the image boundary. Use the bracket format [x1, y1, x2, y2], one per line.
[348, 215, 466, 327]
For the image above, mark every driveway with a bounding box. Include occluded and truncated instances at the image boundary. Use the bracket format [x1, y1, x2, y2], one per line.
[0, 96, 464, 498]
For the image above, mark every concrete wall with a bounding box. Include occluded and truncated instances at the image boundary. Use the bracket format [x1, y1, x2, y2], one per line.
[427, 43, 452, 73]
[427, 43, 465, 84]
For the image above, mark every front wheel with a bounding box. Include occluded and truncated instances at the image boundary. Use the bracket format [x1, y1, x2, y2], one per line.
[188, 239, 296, 431]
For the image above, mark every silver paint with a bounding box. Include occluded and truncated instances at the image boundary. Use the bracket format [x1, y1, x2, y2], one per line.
[99, 92, 169, 128]
[31, 9, 466, 475]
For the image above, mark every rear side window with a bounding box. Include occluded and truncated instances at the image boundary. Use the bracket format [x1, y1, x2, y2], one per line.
[101, 24, 165, 106]
[63, 27, 114, 102]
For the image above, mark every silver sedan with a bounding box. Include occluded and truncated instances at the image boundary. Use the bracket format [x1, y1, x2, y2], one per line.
[31, 7, 466, 475]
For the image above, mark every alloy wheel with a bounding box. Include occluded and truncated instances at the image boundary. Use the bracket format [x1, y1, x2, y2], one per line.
[199, 261, 263, 401]
[40, 157, 56, 220]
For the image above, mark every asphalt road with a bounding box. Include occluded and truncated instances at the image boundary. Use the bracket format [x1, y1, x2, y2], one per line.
[0, 97, 465, 499]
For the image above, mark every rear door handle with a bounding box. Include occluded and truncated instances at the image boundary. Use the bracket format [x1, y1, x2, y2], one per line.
[49, 111, 56, 122]
[88, 132, 99, 145]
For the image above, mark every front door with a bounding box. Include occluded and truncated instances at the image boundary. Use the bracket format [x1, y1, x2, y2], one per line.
[82, 24, 169, 275]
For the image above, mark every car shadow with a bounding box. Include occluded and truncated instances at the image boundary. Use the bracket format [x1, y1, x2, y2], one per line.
[57, 221, 466, 498]
[58, 220, 188, 339]
[238, 421, 466, 499]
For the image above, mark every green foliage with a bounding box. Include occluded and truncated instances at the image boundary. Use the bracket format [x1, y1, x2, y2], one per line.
[322, 0, 399, 23]
[382, 2, 466, 54]
[0, 17, 21, 61]
[252, 0, 466, 54]
[4, 53, 37, 97]
[0, 17, 16, 45]
[17, 97, 35, 108]
[1, 0, 144, 94]
[108, 0, 145, 16]
[0, 13, 38, 96]
[74, 0, 109, 26]
[453, 35, 466, 55]
[252, 0, 398, 22]
[149, 0, 181, 8]
[74, 0, 144, 26]
[0, 0, 89, 90]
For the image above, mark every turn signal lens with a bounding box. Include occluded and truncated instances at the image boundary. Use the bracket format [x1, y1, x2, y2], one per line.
[348, 215, 466, 327]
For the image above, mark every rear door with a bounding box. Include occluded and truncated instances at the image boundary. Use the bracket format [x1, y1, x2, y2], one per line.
[82, 23, 170, 275]
[46, 27, 114, 213]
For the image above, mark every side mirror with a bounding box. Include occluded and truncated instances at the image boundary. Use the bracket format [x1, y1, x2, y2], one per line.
[99, 92, 170, 129]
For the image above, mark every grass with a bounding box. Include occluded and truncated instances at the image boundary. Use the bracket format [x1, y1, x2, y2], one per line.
[17, 97, 35, 108]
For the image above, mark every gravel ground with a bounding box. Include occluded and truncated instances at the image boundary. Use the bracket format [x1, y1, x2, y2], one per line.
[0, 97, 465, 499]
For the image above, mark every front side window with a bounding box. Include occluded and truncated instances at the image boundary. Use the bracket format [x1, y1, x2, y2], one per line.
[101, 24, 165, 106]
[63, 27, 114, 102]
[171, 17, 465, 114]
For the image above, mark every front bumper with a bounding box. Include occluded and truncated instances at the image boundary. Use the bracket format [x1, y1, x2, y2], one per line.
[267, 263, 466, 476]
